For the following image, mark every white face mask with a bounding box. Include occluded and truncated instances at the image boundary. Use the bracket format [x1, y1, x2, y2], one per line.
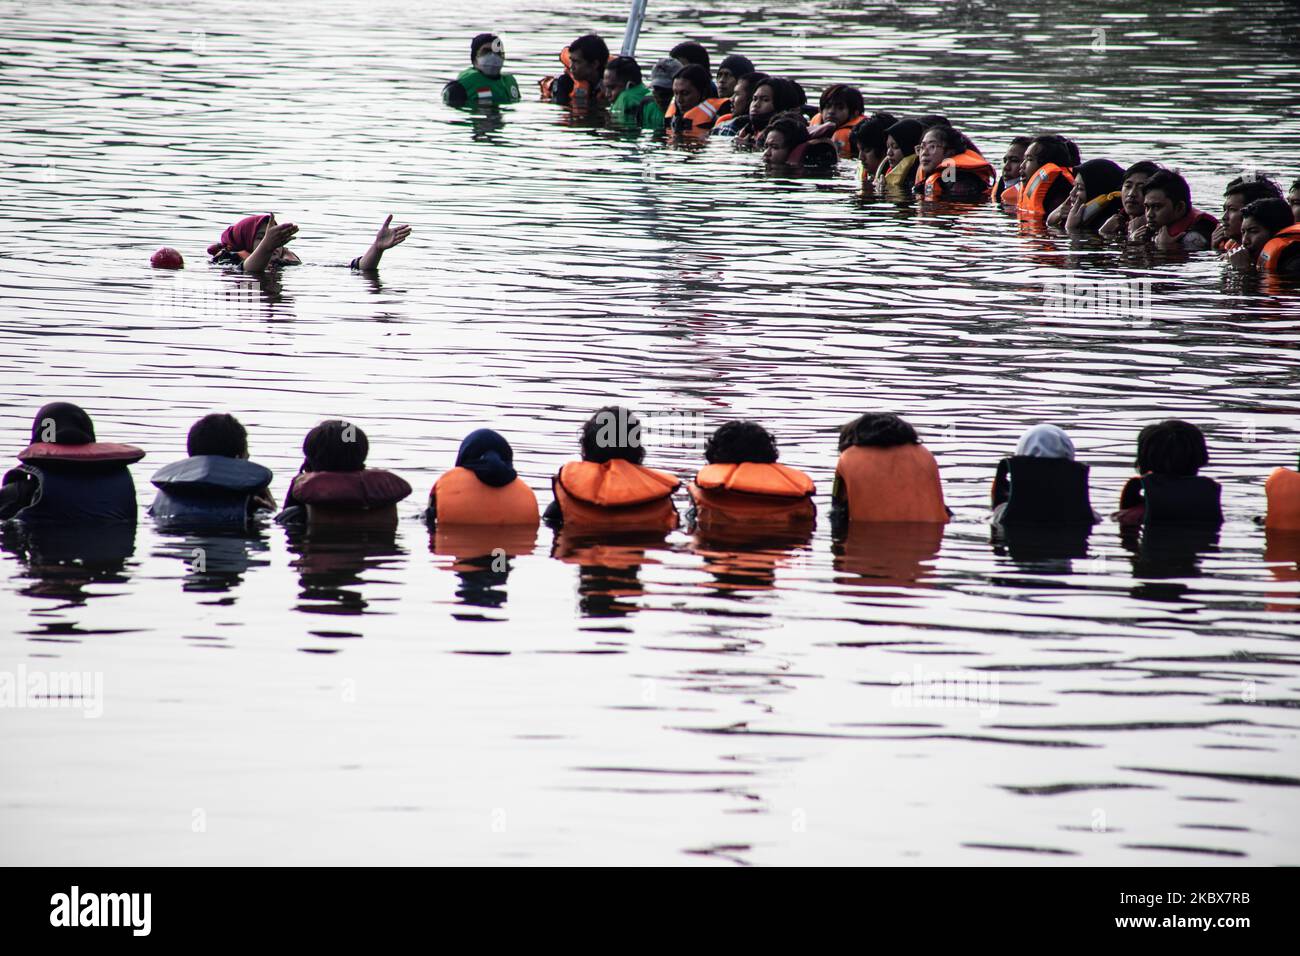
[476, 53, 504, 78]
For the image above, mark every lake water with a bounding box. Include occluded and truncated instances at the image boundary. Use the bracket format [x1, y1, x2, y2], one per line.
[2, 0, 1299, 865]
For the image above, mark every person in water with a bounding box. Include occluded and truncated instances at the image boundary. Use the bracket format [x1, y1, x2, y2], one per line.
[712, 70, 768, 136]
[1116, 420, 1222, 526]
[1264, 439, 1300, 531]
[763, 112, 837, 168]
[1099, 160, 1162, 239]
[1135, 169, 1218, 251]
[277, 420, 411, 526]
[1047, 158, 1125, 232]
[666, 64, 727, 134]
[0, 402, 143, 523]
[1212, 174, 1283, 252]
[714, 53, 754, 101]
[807, 84, 866, 159]
[1289, 177, 1300, 224]
[736, 76, 806, 146]
[849, 111, 896, 186]
[994, 136, 1032, 203]
[1015, 134, 1075, 216]
[670, 41, 712, 81]
[603, 56, 662, 129]
[539, 33, 609, 108]
[687, 421, 815, 533]
[914, 124, 994, 200]
[874, 118, 922, 189]
[543, 406, 680, 531]
[1228, 197, 1300, 275]
[208, 212, 412, 273]
[442, 33, 521, 108]
[990, 424, 1097, 526]
[427, 429, 539, 527]
[148, 413, 275, 527]
[831, 413, 950, 528]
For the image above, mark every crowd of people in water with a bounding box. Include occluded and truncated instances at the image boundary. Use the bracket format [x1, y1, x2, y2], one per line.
[4, 403, 1300, 547]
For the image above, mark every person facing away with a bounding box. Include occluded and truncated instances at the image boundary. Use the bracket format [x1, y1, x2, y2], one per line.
[148, 413, 275, 527]
[994, 136, 1032, 203]
[427, 429, 539, 527]
[1134, 169, 1218, 251]
[831, 413, 951, 528]
[1228, 197, 1300, 275]
[687, 421, 815, 533]
[0, 402, 143, 523]
[442, 33, 521, 108]
[539, 33, 610, 109]
[208, 212, 411, 273]
[1099, 160, 1163, 240]
[276, 420, 411, 526]
[1116, 420, 1223, 526]
[1212, 174, 1283, 252]
[1048, 158, 1125, 232]
[543, 406, 680, 532]
[602, 56, 662, 129]
[914, 124, 994, 200]
[991, 424, 1097, 526]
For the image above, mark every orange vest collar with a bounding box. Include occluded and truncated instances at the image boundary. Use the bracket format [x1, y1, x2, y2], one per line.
[558, 459, 680, 507]
[695, 462, 814, 498]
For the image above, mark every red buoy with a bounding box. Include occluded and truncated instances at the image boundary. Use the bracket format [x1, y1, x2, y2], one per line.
[151, 247, 184, 269]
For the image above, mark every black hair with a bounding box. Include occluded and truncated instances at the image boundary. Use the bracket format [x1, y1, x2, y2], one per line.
[673, 63, 712, 99]
[580, 406, 645, 465]
[705, 421, 779, 464]
[188, 412, 248, 458]
[754, 76, 807, 113]
[30, 401, 95, 445]
[303, 419, 369, 472]
[823, 84, 864, 116]
[1029, 134, 1074, 169]
[915, 113, 949, 128]
[1124, 160, 1163, 180]
[605, 55, 642, 87]
[923, 123, 965, 155]
[1141, 169, 1192, 209]
[838, 413, 919, 451]
[850, 111, 897, 155]
[470, 33, 498, 62]
[570, 34, 609, 67]
[1007, 135, 1033, 151]
[670, 41, 710, 70]
[1242, 197, 1296, 235]
[718, 54, 754, 77]
[736, 71, 769, 91]
[765, 111, 811, 149]
[1224, 174, 1282, 204]
[1135, 420, 1208, 477]
[1063, 137, 1081, 165]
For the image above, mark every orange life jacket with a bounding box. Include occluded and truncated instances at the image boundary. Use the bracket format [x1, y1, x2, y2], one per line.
[835, 444, 949, 523]
[997, 180, 1021, 205]
[552, 459, 680, 532]
[538, 47, 597, 107]
[1016, 162, 1074, 216]
[830, 114, 866, 159]
[1265, 467, 1300, 531]
[919, 150, 996, 199]
[1258, 224, 1300, 273]
[431, 467, 539, 527]
[688, 462, 816, 532]
[665, 96, 729, 132]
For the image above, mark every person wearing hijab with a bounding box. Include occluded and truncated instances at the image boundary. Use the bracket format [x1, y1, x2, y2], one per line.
[874, 118, 922, 189]
[715, 54, 754, 99]
[427, 429, 539, 527]
[991, 424, 1097, 526]
[442, 33, 521, 108]
[207, 212, 412, 274]
[1048, 158, 1125, 231]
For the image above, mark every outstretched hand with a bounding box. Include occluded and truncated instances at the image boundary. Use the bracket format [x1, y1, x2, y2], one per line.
[374, 214, 412, 251]
[260, 221, 299, 250]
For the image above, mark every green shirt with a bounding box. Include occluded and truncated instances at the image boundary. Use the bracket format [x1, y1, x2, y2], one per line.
[610, 83, 663, 129]
[447, 67, 520, 107]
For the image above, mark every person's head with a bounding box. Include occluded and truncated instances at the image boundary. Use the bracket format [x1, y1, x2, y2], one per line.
[672, 63, 711, 114]
[730, 71, 769, 118]
[1001, 136, 1032, 183]
[1069, 158, 1125, 205]
[1142, 169, 1192, 229]
[838, 413, 920, 451]
[1062, 137, 1081, 166]
[749, 77, 805, 128]
[716, 54, 753, 99]
[821, 84, 864, 128]
[1021, 134, 1073, 181]
[470, 33, 505, 77]
[648, 58, 680, 108]
[670, 41, 710, 71]
[705, 421, 779, 464]
[602, 56, 642, 100]
[884, 119, 923, 166]
[1135, 420, 1209, 477]
[302, 419, 369, 473]
[580, 406, 646, 464]
[1289, 178, 1300, 223]
[1120, 161, 1162, 218]
[1221, 174, 1283, 240]
[918, 123, 964, 175]
[1015, 424, 1075, 460]
[567, 34, 609, 85]
[187, 413, 248, 459]
[763, 112, 810, 165]
[455, 428, 517, 488]
[850, 111, 897, 171]
[1240, 197, 1296, 260]
[30, 402, 95, 445]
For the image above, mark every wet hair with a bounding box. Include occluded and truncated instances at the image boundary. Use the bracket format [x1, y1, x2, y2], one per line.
[718, 53, 754, 77]
[30, 401, 95, 445]
[1029, 134, 1074, 169]
[1123, 160, 1163, 180]
[580, 406, 645, 465]
[736, 71, 769, 92]
[923, 123, 965, 155]
[823, 83, 864, 116]
[670, 41, 710, 70]
[1241, 197, 1296, 235]
[1135, 420, 1208, 477]
[705, 421, 779, 464]
[1293, 178, 1300, 192]
[605, 55, 642, 87]
[754, 76, 807, 113]
[673, 63, 712, 99]
[303, 419, 369, 472]
[850, 111, 898, 156]
[569, 34, 609, 67]
[838, 413, 919, 451]
[188, 413, 248, 458]
[1224, 174, 1282, 204]
[765, 112, 811, 150]
[1141, 169, 1192, 209]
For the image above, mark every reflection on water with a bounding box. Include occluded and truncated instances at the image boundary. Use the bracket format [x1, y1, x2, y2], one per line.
[1, 0, 1299, 865]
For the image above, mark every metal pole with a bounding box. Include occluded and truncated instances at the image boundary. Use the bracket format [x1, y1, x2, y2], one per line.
[620, 0, 649, 57]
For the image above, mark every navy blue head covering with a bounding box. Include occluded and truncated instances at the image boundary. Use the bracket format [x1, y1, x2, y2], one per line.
[456, 429, 517, 487]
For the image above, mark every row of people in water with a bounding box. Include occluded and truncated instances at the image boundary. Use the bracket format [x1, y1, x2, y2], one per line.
[437, 31, 1300, 277]
[4, 402, 1300, 536]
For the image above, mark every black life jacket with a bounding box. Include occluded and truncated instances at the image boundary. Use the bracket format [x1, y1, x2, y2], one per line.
[4, 442, 143, 524]
[149, 455, 274, 528]
[994, 456, 1096, 525]
[1141, 474, 1223, 525]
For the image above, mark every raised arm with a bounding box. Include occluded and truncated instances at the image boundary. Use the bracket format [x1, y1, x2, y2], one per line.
[355, 215, 413, 272]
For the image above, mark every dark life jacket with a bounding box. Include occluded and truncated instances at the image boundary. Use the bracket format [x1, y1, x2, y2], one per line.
[1140, 474, 1223, 525]
[993, 456, 1096, 525]
[149, 455, 274, 528]
[4, 442, 143, 524]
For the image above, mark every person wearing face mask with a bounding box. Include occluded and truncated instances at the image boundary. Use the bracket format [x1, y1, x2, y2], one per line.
[443, 33, 521, 108]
